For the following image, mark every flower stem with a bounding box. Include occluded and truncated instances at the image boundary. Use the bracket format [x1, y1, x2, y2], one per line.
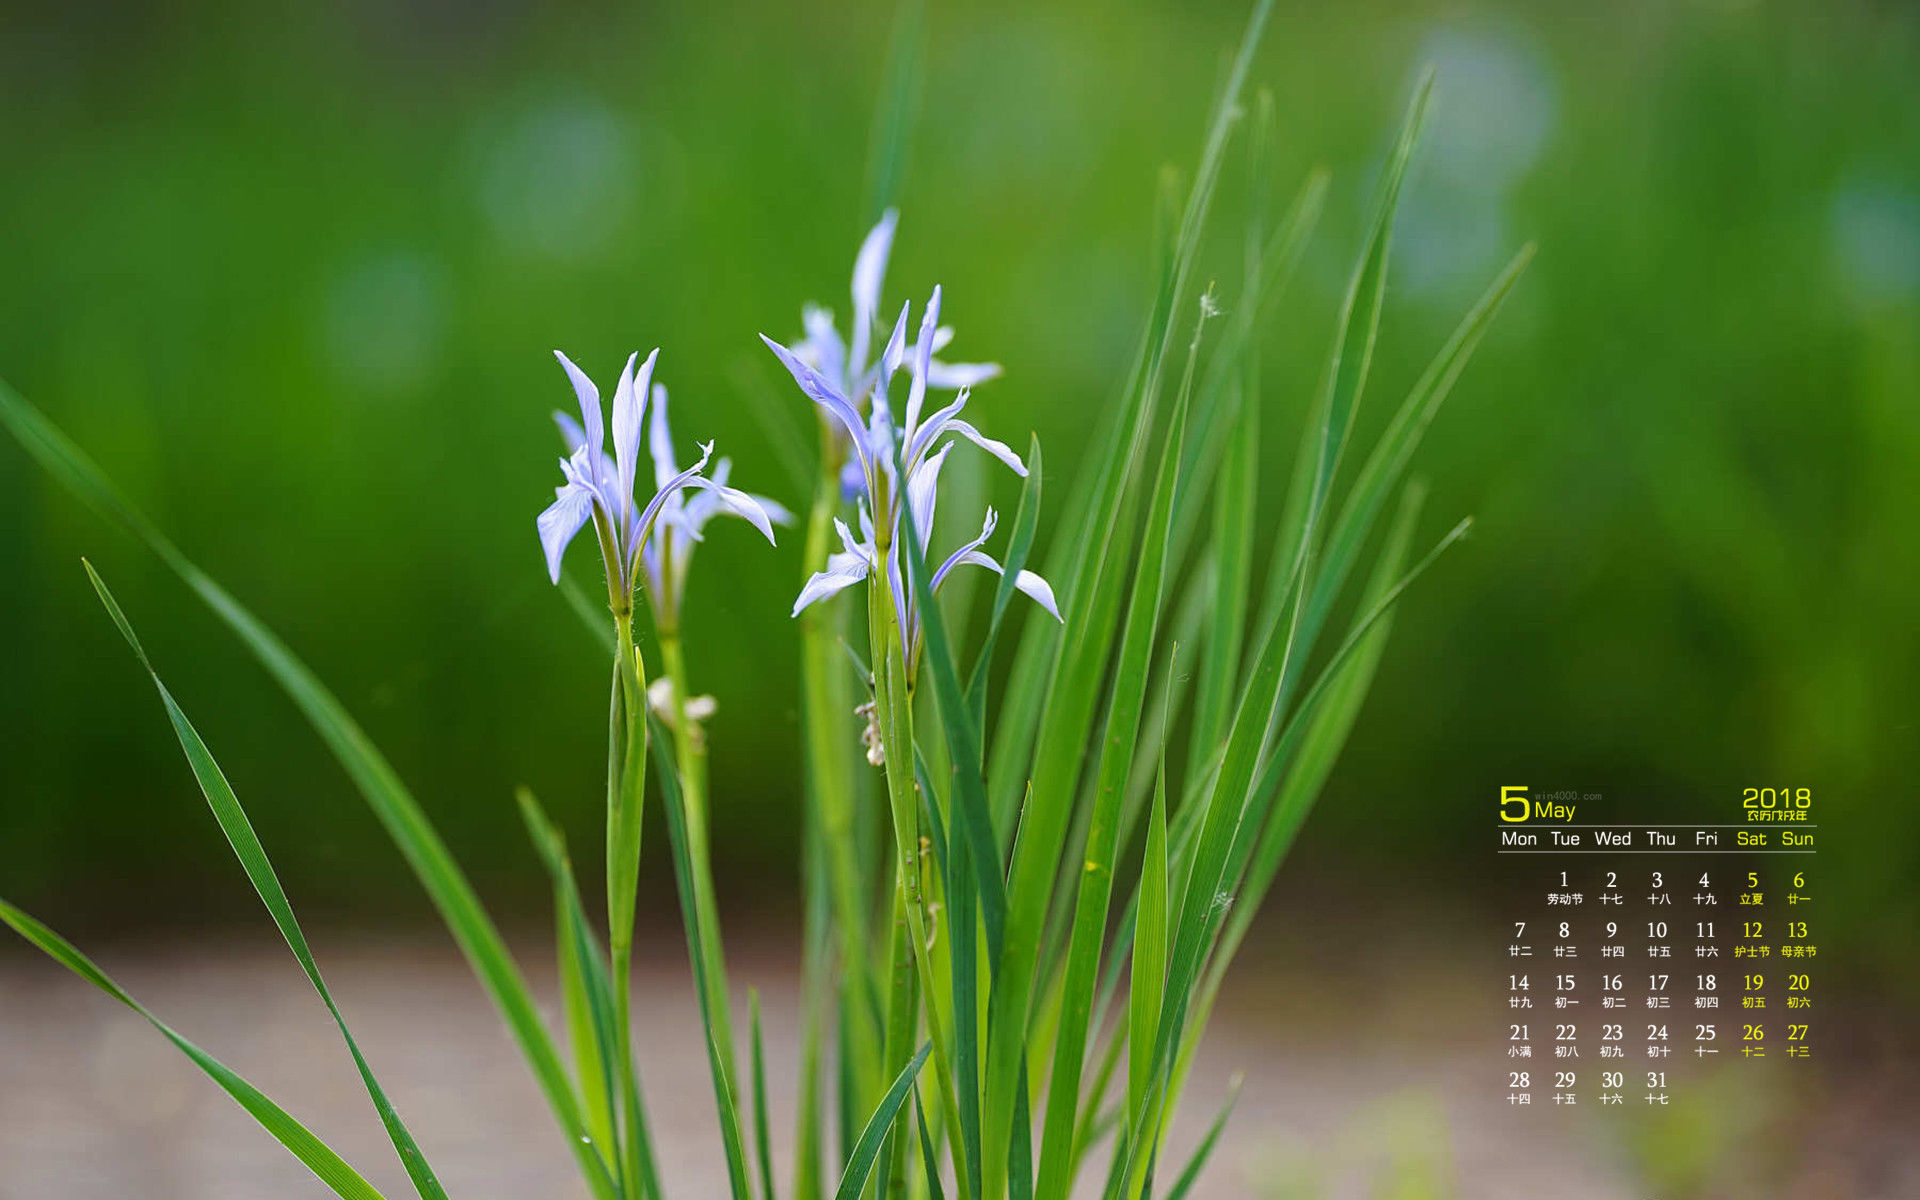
[609, 611, 649, 1197]
[796, 424, 883, 1128]
[867, 510, 971, 1200]
[657, 629, 742, 1097]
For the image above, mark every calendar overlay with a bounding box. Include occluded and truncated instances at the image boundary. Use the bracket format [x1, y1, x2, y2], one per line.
[1495, 787, 1816, 1109]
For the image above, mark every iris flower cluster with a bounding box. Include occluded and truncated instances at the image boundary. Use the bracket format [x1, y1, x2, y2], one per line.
[789, 210, 1003, 501]
[536, 213, 1056, 677]
[538, 349, 782, 618]
[763, 271, 1059, 671]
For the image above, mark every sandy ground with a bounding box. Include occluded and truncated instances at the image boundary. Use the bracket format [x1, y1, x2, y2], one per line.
[2, 915, 1914, 1200]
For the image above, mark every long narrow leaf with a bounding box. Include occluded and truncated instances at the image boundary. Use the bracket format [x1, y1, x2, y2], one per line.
[0, 900, 390, 1200]
[0, 381, 608, 1198]
[835, 1042, 933, 1200]
[84, 563, 448, 1200]
[1127, 766, 1169, 1134]
[517, 789, 641, 1200]
[1161, 1076, 1242, 1200]
[984, 6, 1275, 1188]
[648, 706, 758, 1200]
[1035, 303, 1196, 1200]
[752, 990, 780, 1200]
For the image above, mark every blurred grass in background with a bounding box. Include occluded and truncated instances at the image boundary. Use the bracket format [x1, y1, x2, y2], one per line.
[2, 0, 1914, 975]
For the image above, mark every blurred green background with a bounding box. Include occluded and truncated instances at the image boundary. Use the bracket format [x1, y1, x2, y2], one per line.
[2, 0, 1914, 971]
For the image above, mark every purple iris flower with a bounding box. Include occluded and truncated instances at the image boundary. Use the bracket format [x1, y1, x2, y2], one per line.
[763, 279, 1060, 662]
[786, 211, 1002, 500]
[538, 350, 779, 608]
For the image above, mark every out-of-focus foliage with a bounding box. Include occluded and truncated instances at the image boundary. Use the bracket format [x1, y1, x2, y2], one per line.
[1, 0, 1914, 966]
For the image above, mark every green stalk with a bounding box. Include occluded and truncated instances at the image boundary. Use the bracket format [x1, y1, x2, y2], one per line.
[866, 486, 969, 1200]
[609, 609, 650, 1199]
[659, 625, 743, 1097]
[795, 804, 832, 1200]
[799, 419, 882, 1121]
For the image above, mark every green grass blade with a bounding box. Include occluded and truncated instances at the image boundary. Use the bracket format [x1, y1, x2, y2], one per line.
[1167, 167, 1327, 572]
[1008, 1050, 1034, 1200]
[1123, 79, 1435, 1171]
[1163, 486, 1428, 1134]
[986, 4, 1273, 1186]
[648, 706, 757, 1200]
[835, 1041, 932, 1200]
[914, 1097, 949, 1200]
[1258, 77, 1430, 648]
[862, 0, 926, 223]
[752, 990, 780, 1200]
[1307, 72, 1431, 532]
[1153, 516, 1472, 1139]
[1127, 766, 1169, 1135]
[936, 741, 985, 1200]
[1160, 1076, 1241, 1200]
[1188, 387, 1257, 787]
[516, 790, 635, 1200]
[1295, 245, 1534, 669]
[0, 381, 607, 1197]
[0, 900, 391, 1200]
[84, 563, 448, 1200]
[793, 806, 832, 1200]
[1035, 305, 1196, 1200]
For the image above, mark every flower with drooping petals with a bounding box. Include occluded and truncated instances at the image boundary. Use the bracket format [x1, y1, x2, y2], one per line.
[788, 210, 1002, 499]
[538, 350, 779, 614]
[763, 277, 1059, 667]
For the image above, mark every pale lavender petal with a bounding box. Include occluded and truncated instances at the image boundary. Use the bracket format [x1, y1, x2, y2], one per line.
[879, 301, 911, 385]
[1013, 569, 1062, 621]
[905, 285, 941, 440]
[793, 554, 870, 617]
[611, 350, 647, 518]
[927, 360, 1003, 389]
[628, 440, 716, 562]
[850, 209, 898, 376]
[905, 389, 969, 466]
[834, 516, 875, 567]
[747, 493, 796, 526]
[648, 381, 678, 491]
[639, 530, 665, 598]
[946, 418, 1029, 476]
[537, 482, 595, 584]
[932, 507, 999, 590]
[802, 304, 847, 391]
[930, 325, 955, 354]
[761, 334, 873, 486]
[838, 457, 865, 503]
[945, 550, 1063, 622]
[679, 456, 730, 532]
[867, 387, 896, 466]
[560, 444, 621, 514]
[680, 477, 779, 544]
[905, 442, 952, 552]
[554, 351, 604, 475]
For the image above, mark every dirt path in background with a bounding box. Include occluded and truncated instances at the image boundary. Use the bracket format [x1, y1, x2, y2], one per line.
[2, 924, 1912, 1199]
